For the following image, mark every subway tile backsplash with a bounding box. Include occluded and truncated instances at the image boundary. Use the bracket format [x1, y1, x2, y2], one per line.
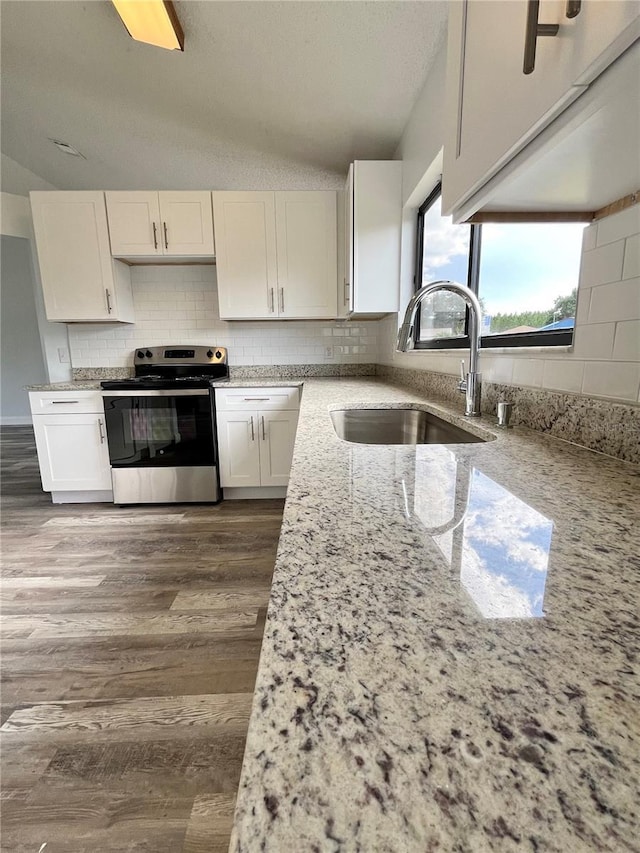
[67, 266, 380, 369]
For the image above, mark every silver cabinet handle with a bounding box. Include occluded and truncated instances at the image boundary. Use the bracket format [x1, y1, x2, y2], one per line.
[269, 287, 275, 313]
[523, 0, 559, 75]
[98, 418, 105, 444]
[51, 400, 79, 404]
[344, 278, 350, 306]
[243, 397, 270, 402]
[163, 221, 168, 250]
[261, 415, 266, 441]
[566, 0, 581, 18]
[279, 287, 285, 313]
[249, 416, 255, 441]
[152, 221, 158, 250]
[105, 289, 113, 313]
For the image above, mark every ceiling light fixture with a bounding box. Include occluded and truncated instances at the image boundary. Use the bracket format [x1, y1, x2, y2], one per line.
[112, 1, 184, 51]
[49, 139, 86, 158]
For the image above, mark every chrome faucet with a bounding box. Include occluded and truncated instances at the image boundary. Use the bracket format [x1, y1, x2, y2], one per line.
[396, 280, 483, 417]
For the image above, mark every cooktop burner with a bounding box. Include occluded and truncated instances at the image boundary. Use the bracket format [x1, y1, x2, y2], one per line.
[99, 344, 229, 392]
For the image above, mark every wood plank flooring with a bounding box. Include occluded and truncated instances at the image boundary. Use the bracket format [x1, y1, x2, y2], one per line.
[0, 426, 284, 852]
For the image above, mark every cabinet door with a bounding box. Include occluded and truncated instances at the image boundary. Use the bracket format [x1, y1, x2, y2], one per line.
[32, 414, 112, 492]
[345, 165, 354, 313]
[258, 410, 298, 487]
[275, 191, 338, 319]
[352, 162, 402, 313]
[105, 191, 162, 256]
[212, 192, 277, 319]
[159, 192, 215, 256]
[442, 0, 639, 216]
[30, 192, 118, 322]
[216, 411, 261, 487]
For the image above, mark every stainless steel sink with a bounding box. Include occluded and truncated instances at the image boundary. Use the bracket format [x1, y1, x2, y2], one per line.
[330, 408, 484, 445]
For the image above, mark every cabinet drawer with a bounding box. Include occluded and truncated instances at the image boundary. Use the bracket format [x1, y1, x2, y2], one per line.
[215, 386, 300, 412]
[29, 391, 105, 416]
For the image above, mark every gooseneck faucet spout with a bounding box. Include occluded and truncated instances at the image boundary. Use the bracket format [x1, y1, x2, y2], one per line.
[396, 280, 483, 417]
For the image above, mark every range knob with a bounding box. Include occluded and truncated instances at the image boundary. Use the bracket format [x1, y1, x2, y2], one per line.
[206, 349, 214, 359]
[145, 350, 153, 358]
[215, 350, 223, 359]
[136, 350, 144, 359]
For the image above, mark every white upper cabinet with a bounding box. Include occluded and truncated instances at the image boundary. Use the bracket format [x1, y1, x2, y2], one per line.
[212, 192, 279, 319]
[442, 0, 640, 220]
[213, 191, 337, 320]
[275, 192, 337, 319]
[105, 191, 215, 259]
[30, 191, 134, 323]
[341, 161, 402, 316]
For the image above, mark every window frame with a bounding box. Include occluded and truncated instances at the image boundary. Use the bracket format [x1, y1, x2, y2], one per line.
[414, 183, 575, 350]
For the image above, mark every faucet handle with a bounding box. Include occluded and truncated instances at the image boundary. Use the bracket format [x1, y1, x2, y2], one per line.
[457, 359, 467, 393]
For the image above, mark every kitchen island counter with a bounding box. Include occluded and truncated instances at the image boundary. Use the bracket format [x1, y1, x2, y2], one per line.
[230, 377, 639, 852]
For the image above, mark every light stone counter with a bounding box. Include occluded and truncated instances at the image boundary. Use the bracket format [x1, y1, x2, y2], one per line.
[25, 381, 103, 391]
[230, 377, 639, 852]
[25, 379, 304, 391]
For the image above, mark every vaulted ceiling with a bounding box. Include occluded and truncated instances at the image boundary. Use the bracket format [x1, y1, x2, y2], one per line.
[0, 0, 447, 191]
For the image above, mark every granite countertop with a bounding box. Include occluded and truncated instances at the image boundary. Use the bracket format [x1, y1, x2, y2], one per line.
[25, 379, 305, 391]
[25, 381, 104, 391]
[230, 378, 640, 852]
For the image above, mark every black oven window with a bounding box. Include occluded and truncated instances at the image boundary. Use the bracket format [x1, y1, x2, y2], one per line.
[104, 396, 214, 467]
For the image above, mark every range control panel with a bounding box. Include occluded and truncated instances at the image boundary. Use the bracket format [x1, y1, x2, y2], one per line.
[133, 345, 227, 366]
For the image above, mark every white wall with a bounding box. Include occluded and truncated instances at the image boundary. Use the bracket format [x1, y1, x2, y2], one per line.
[0, 234, 48, 423]
[393, 45, 447, 324]
[380, 204, 640, 403]
[67, 265, 379, 369]
[1, 153, 57, 195]
[0, 161, 71, 386]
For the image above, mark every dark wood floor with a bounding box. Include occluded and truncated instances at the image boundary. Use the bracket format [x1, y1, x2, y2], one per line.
[0, 426, 284, 853]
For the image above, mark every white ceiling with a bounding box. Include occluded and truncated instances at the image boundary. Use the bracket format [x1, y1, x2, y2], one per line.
[0, 0, 447, 191]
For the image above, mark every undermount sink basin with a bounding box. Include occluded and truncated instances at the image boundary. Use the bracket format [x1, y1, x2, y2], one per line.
[330, 408, 485, 445]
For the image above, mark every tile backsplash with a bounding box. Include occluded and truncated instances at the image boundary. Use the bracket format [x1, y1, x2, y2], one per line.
[67, 266, 379, 369]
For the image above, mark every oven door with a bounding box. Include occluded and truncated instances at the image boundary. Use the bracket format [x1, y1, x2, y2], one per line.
[102, 389, 216, 468]
[101, 389, 219, 503]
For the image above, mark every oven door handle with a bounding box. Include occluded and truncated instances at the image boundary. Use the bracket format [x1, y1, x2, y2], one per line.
[101, 389, 211, 397]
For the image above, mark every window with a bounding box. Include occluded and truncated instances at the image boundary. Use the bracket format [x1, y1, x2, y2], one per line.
[415, 184, 586, 349]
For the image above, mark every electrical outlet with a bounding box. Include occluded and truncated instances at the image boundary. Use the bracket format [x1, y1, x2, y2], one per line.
[57, 347, 70, 364]
[324, 345, 333, 358]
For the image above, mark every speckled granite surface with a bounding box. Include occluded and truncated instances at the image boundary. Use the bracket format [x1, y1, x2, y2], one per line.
[25, 380, 103, 391]
[230, 377, 640, 853]
[377, 365, 640, 464]
[72, 367, 133, 380]
[231, 364, 377, 378]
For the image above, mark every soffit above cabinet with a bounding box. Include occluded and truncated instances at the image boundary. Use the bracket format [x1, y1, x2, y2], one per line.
[455, 43, 640, 220]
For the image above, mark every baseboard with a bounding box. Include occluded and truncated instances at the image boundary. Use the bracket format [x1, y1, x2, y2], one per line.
[0, 416, 32, 426]
[51, 490, 114, 504]
[223, 486, 288, 500]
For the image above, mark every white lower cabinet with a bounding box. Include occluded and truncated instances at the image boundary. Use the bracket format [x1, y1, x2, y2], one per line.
[215, 388, 300, 491]
[29, 391, 112, 501]
[216, 411, 262, 487]
[32, 414, 112, 492]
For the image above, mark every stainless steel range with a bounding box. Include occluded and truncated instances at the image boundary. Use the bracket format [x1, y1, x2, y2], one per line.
[101, 346, 228, 504]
